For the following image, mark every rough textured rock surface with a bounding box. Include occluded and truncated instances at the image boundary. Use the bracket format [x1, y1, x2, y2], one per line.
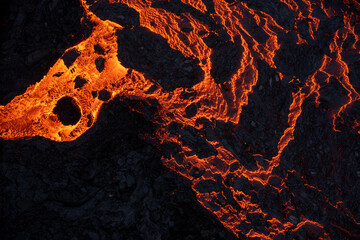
[0, 0, 93, 105]
[1, 0, 360, 239]
[0, 98, 236, 240]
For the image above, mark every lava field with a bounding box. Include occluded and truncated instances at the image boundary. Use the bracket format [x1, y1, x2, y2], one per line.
[1, 0, 360, 239]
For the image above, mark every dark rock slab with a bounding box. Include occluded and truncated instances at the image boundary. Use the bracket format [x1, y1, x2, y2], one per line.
[210, 36, 243, 84]
[53, 96, 81, 125]
[241, 0, 295, 30]
[94, 44, 105, 55]
[179, 125, 218, 159]
[151, 0, 218, 30]
[336, 99, 360, 133]
[95, 57, 105, 72]
[0, 98, 236, 240]
[62, 49, 80, 68]
[194, 180, 221, 193]
[318, 77, 349, 113]
[0, 0, 91, 105]
[98, 89, 111, 101]
[74, 76, 87, 89]
[116, 27, 204, 91]
[89, 0, 140, 27]
[184, 103, 197, 118]
[274, 43, 322, 81]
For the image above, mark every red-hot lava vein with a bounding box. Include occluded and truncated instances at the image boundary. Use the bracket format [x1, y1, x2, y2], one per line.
[1, 0, 360, 238]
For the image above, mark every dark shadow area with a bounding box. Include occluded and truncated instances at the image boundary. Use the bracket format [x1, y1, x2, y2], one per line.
[53, 96, 81, 125]
[1, 0, 360, 239]
[0, 98, 237, 240]
[89, 0, 140, 27]
[167, 122, 218, 159]
[62, 49, 80, 68]
[274, 42, 322, 82]
[348, 61, 360, 94]
[0, 0, 93, 105]
[191, 61, 292, 171]
[209, 36, 243, 84]
[95, 57, 105, 72]
[317, 77, 350, 116]
[336, 99, 360, 134]
[238, 0, 295, 30]
[116, 27, 204, 91]
[274, 97, 360, 240]
[74, 76, 87, 89]
[98, 89, 111, 101]
[151, 0, 219, 31]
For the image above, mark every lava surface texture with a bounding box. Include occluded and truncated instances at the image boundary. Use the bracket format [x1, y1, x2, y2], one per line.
[1, 0, 360, 239]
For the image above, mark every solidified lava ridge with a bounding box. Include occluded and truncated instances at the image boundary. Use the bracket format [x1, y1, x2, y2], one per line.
[1, 0, 360, 239]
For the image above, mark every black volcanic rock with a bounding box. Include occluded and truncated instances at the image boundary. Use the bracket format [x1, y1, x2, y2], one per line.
[315, 15, 344, 55]
[89, 0, 140, 27]
[94, 44, 105, 55]
[274, 43, 322, 82]
[0, 98, 236, 240]
[62, 49, 80, 68]
[116, 27, 204, 91]
[98, 89, 111, 101]
[151, 0, 218, 30]
[317, 15, 344, 35]
[74, 76, 87, 89]
[194, 180, 221, 193]
[348, 61, 360, 93]
[0, 0, 91, 105]
[336, 99, 360, 133]
[185, 103, 197, 118]
[318, 76, 349, 113]
[276, 96, 360, 239]
[53, 72, 64, 77]
[1, 0, 360, 239]
[211, 60, 292, 171]
[53, 96, 81, 125]
[241, 0, 295, 30]
[179, 125, 218, 159]
[95, 57, 105, 72]
[210, 36, 243, 84]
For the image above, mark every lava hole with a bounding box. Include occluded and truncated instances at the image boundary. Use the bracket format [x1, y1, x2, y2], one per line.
[53, 96, 81, 125]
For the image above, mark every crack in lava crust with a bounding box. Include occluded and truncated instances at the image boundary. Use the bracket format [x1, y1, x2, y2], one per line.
[1, 0, 360, 239]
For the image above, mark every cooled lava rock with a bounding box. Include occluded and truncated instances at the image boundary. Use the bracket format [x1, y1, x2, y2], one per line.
[1, 0, 360, 239]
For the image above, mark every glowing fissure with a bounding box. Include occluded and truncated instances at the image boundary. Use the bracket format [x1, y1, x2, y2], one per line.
[1, 0, 360, 238]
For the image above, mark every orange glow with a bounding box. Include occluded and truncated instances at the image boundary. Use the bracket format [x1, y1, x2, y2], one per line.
[1, 0, 359, 238]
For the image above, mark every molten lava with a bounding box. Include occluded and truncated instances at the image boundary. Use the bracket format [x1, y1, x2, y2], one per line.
[1, 0, 360, 238]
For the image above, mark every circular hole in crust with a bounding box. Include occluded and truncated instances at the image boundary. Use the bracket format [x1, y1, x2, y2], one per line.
[53, 96, 81, 125]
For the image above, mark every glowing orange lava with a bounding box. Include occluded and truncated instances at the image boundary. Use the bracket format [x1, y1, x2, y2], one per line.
[1, 0, 360, 238]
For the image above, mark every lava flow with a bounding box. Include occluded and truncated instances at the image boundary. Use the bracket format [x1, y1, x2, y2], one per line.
[1, 0, 360, 239]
